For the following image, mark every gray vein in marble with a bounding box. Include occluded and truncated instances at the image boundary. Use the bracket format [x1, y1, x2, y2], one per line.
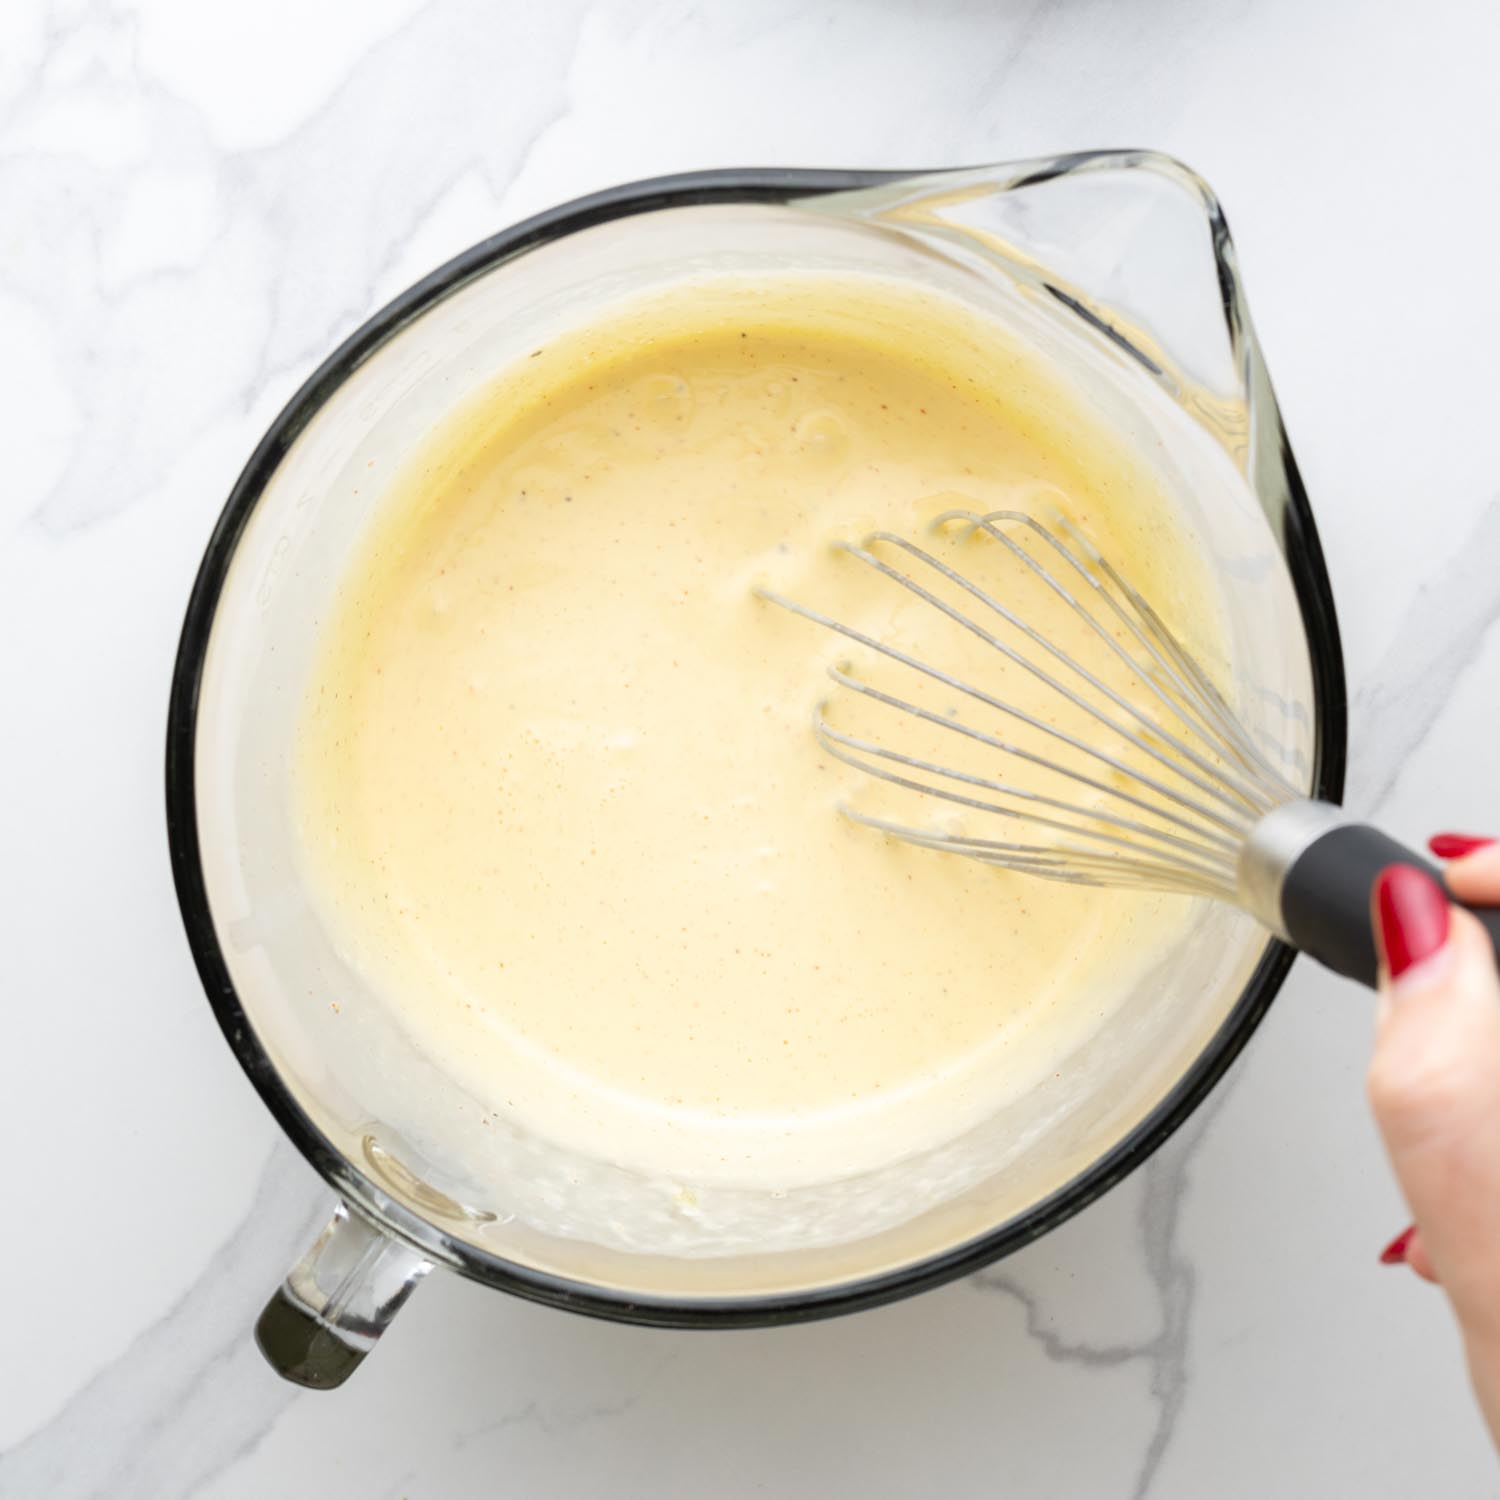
[452, 1369, 665, 1449]
[971, 1082, 1232, 1500]
[964, 0, 1058, 102]
[231, 0, 583, 409]
[1126, 1119, 1208, 1500]
[970, 1270, 1142, 1369]
[3, 0, 589, 540]
[0, 1144, 326, 1500]
[0, 0, 71, 138]
[1344, 490, 1500, 816]
[373, 1354, 674, 1500]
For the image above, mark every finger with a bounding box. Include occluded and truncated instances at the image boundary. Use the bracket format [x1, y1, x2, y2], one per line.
[1368, 882, 1500, 1342]
[1406, 1229, 1439, 1284]
[1435, 838, 1500, 905]
[1380, 1223, 1441, 1284]
[1429, 833, 1495, 861]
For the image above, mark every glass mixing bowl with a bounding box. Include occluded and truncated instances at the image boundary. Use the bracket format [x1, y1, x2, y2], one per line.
[166, 153, 1346, 1388]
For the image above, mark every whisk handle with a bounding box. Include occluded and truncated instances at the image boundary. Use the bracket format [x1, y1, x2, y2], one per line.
[1277, 820, 1500, 988]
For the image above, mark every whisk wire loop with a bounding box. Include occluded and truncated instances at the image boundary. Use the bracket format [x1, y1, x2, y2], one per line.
[857, 527, 1269, 817]
[757, 508, 1296, 898]
[954, 509, 1299, 804]
[818, 673, 1242, 858]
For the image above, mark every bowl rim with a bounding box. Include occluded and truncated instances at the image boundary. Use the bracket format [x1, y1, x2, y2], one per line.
[165, 156, 1348, 1328]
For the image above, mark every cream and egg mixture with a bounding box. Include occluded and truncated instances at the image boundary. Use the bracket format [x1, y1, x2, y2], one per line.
[296, 275, 1224, 1187]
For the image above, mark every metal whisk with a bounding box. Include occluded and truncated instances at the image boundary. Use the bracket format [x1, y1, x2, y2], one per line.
[759, 508, 1500, 989]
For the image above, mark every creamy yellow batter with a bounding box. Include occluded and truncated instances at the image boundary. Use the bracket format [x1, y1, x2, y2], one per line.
[296, 274, 1224, 1187]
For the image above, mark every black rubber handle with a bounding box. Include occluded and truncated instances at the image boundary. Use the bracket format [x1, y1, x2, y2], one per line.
[1281, 823, 1500, 988]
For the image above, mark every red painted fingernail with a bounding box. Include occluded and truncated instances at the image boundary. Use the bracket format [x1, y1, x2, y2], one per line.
[1372, 865, 1450, 980]
[1429, 832, 1496, 859]
[1379, 1225, 1416, 1265]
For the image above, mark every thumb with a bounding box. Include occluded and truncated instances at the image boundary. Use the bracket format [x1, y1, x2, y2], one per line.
[1367, 866, 1500, 1345]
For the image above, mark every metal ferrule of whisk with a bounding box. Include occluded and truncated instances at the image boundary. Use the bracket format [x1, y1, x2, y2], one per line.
[758, 508, 1500, 990]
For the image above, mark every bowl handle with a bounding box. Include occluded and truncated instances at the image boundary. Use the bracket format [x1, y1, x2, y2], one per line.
[254, 1199, 432, 1389]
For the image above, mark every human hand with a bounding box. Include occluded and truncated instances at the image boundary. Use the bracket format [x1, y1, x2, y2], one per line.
[1367, 834, 1500, 1447]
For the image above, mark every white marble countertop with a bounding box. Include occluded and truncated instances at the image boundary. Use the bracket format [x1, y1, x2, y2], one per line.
[5, 0, 1500, 1494]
